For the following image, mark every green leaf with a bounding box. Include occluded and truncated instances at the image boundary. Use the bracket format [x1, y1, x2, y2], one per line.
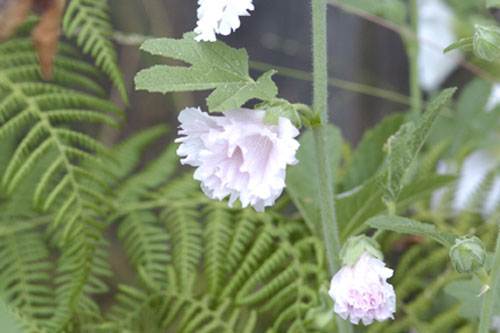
[378, 88, 456, 204]
[429, 79, 493, 157]
[443, 37, 473, 54]
[444, 276, 500, 319]
[342, 114, 405, 191]
[365, 215, 458, 247]
[286, 125, 342, 234]
[135, 33, 278, 112]
[337, 174, 456, 240]
[486, 0, 500, 8]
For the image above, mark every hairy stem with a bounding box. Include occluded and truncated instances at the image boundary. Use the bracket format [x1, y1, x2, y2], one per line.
[478, 224, 500, 333]
[406, 0, 422, 120]
[311, 1, 352, 332]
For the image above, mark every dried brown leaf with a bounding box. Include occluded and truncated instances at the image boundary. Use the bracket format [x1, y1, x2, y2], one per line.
[0, 0, 34, 41]
[33, 0, 65, 79]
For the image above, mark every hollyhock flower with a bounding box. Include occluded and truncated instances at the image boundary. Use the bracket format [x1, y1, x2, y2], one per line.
[175, 107, 299, 212]
[329, 252, 396, 325]
[194, 0, 254, 42]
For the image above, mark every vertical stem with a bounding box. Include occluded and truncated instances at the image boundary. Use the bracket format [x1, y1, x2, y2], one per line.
[406, 0, 422, 120]
[478, 225, 500, 333]
[311, 0, 339, 279]
[311, 1, 352, 332]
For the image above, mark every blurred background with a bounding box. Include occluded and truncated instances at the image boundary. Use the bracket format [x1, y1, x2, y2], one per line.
[103, 0, 420, 147]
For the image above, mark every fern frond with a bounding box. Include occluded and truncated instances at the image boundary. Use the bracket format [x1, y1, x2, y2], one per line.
[62, 0, 127, 102]
[0, 229, 54, 325]
[203, 202, 233, 296]
[109, 125, 169, 183]
[162, 201, 203, 291]
[0, 31, 121, 330]
[117, 211, 170, 287]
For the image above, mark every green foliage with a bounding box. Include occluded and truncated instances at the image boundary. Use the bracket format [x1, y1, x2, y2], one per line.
[286, 124, 342, 234]
[135, 33, 278, 112]
[378, 88, 456, 205]
[445, 24, 500, 63]
[366, 215, 457, 247]
[336, 174, 456, 240]
[486, 0, 500, 8]
[0, 11, 124, 330]
[445, 276, 500, 319]
[341, 113, 405, 191]
[99, 161, 327, 332]
[430, 79, 499, 156]
[62, 0, 127, 102]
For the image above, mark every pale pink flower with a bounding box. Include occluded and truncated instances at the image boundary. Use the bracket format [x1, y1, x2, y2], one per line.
[175, 107, 299, 212]
[194, 0, 254, 42]
[329, 253, 396, 325]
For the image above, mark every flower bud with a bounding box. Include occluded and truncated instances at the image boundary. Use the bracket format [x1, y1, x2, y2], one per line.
[256, 98, 301, 128]
[340, 235, 383, 266]
[473, 24, 500, 62]
[449, 236, 486, 274]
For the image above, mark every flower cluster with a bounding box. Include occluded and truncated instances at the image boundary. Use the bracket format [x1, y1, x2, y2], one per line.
[329, 252, 396, 325]
[194, 0, 254, 42]
[176, 107, 299, 212]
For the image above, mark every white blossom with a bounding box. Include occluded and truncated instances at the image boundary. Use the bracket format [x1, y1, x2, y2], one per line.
[418, 0, 461, 91]
[175, 107, 299, 212]
[329, 253, 396, 325]
[492, 315, 500, 333]
[194, 0, 254, 42]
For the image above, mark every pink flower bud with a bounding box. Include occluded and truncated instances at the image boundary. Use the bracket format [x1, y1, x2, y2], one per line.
[328, 252, 396, 325]
[176, 107, 299, 212]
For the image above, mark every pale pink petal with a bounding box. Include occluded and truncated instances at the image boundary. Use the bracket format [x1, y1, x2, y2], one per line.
[176, 107, 299, 212]
[328, 253, 396, 326]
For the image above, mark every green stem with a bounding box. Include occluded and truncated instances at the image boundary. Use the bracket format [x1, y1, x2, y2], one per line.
[311, 1, 351, 332]
[478, 224, 500, 333]
[406, 0, 422, 120]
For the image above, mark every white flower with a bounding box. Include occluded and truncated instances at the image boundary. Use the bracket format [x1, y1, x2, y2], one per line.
[175, 107, 299, 212]
[328, 253, 396, 325]
[492, 315, 500, 332]
[486, 84, 500, 111]
[418, 0, 461, 91]
[432, 150, 500, 215]
[194, 0, 254, 42]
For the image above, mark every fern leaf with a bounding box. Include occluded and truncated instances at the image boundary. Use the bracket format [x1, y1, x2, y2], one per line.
[117, 211, 170, 287]
[0, 229, 54, 325]
[162, 202, 203, 290]
[203, 202, 233, 296]
[62, 0, 127, 102]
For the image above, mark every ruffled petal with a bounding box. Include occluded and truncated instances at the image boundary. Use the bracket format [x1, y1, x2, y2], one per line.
[328, 253, 396, 326]
[194, 0, 254, 42]
[176, 107, 299, 212]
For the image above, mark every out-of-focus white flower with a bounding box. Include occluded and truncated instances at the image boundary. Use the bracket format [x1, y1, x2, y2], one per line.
[492, 315, 500, 332]
[194, 0, 254, 42]
[432, 86, 500, 215]
[328, 253, 396, 325]
[176, 107, 299, 212]
[486, 84, 500, 111]
[418, 0, 461, 91]
[432, 151, 500, 215]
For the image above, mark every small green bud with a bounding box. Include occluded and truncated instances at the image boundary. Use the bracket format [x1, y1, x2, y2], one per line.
[256, 98, 301, 128]
[449, 236, 486, 274]
[340, 235, 383, 266]
[473, 24, 500, 62]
